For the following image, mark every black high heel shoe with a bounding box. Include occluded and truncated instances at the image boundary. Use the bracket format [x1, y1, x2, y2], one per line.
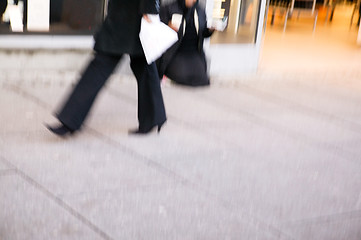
[45, 123, 75, 137]
[128, 122, 165, 135]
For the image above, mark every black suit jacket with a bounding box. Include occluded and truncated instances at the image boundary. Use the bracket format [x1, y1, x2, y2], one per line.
[94, 0, 160, 56]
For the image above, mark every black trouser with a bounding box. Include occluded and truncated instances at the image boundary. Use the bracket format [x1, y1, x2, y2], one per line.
[56, 52, 166, 131]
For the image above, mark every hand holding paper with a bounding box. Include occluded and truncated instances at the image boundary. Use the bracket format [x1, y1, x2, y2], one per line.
[209, 17, 228, 32]
[143, 14, 151, 23]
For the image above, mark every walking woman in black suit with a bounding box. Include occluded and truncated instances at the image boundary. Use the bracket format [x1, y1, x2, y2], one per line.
[46, 0, 167, 136]
[157, 0, 214, 87]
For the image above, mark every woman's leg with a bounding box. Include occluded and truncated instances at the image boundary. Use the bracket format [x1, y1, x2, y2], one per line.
[129, 55, 166, 132]
[56, 52, 121, 131]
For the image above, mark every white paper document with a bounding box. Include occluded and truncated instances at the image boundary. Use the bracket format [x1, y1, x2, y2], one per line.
[139, 15, 178, 64]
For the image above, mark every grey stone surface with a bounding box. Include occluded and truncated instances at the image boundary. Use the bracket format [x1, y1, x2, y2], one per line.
[2, 76, 360, 239]
[281, 212, 361, 240]
[1, 132, 173, 197]
[63, 181, 279, 240]
[0, 158, 11, 171]
[0, 174, 104, 240]
[0, 86, 53, 133]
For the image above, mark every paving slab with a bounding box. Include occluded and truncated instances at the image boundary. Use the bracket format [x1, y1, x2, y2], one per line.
[0, 158, 12, 171]
[234, 80, 361, 127]
[1, 131, 177, 197]
[62, 180, 282, 240]
[0, 86, 55, 133]
[0, 174, 104, 240]
[281, 212, 361, 240]
[188, 86, 361, 156]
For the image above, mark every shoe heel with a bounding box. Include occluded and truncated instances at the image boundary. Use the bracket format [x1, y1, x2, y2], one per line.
[45, 123, 74, 137]
[157, 120, 166, 133]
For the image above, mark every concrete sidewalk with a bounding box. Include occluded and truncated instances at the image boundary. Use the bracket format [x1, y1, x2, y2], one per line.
[1, 6, 361, 238]
[1, 66, 361, 239]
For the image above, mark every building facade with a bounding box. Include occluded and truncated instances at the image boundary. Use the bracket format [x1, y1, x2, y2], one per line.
[0, 0, 267, 80]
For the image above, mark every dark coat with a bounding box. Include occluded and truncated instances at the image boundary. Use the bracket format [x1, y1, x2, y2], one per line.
[0, 0, 7, 18]
[94, 0, 160, 56]
[157, 0, 213, 77]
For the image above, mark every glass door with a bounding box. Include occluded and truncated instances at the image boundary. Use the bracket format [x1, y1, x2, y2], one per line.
[207, 0, 267, 75]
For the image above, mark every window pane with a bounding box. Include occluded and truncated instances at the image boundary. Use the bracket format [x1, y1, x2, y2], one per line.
[210, 0, 262, 43]
[0, 0, 104, 34]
